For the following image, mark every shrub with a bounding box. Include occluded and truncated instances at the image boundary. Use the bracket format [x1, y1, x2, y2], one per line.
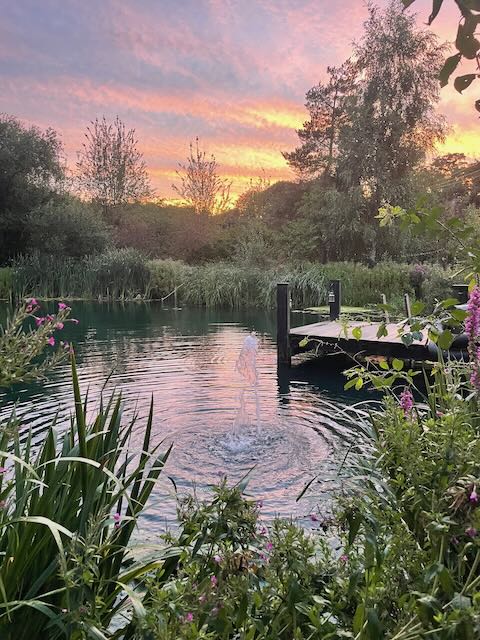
[0, 268, 12, 300]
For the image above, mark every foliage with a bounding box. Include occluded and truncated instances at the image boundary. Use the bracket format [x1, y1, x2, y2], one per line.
[76, 116, 152, 214]
[337, 1, 446, 207]
[0, 268, 12, 300]
[0, 114, 64, 261]
[404, 0, 480, 112]
[0, 356, 172, 639]
[27, 196, 110, 257]
[282, 60, 357, 178]
[129, 481, 340, 640]
[0, 299, 74, 387]
[172, 138, 232, 216]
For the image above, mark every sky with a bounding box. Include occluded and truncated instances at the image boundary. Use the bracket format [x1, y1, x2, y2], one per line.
[1, 0, 478, 200]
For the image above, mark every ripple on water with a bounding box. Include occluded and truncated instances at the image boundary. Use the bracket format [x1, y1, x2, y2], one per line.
[0, 304, 364, 535]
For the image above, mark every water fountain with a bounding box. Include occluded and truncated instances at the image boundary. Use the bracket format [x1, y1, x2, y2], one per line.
[225, 332, 261, 451]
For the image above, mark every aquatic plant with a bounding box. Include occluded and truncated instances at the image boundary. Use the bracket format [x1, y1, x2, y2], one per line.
[0, 356, 171, 639]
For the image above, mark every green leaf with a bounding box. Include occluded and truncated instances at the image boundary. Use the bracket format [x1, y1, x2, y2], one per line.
[402, 0, 416, 7]
[441, 297, 459, 309]
[298, 337, 309, 348]
[438, 329, 454, 350]
[454, 74, 477, 93]
[411, 301, 425, 316]
[451, 593, 472, 610]
[352, 604, 365, 634]
[451, 308, 467, 321]
[352, 327, 362, 340]
[439, 53, 462, 86]
[366, 608, 383, 639]
[344, 378, 358, 390]
[376, 323, 388, 338]
[355, 377, 364, 390]
[379, 359, 389, 370]
[402, 333, 414, 347]
[392, 358, 404, 372]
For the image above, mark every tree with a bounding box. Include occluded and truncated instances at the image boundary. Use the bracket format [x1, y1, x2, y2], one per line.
[76, 116, 152, 215]
[173, 138, 232, 215]
[404, 0, 480, 111]
[0, 114, 64, 261]
[282, 60, 357, 178]
[337, 1, 446, 209]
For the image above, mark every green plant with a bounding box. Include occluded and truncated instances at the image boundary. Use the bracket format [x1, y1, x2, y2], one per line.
[0, 355, 171, 639]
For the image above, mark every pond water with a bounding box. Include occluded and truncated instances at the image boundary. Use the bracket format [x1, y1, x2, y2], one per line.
[0, 302, 368, 538]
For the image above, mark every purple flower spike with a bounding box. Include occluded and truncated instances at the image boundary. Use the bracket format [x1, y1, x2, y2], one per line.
[466, 526, 478, 538]
[470, 486, 478, 505]
[399, 388, 414, 415]
[210, 575, 217, 587]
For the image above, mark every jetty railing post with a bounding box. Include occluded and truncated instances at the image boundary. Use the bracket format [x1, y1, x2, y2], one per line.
[277, 283, 291, 366]
[328, 280, 341, 321]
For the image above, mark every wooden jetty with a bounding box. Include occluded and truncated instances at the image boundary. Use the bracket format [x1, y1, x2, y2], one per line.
[276, 281, 468, 366]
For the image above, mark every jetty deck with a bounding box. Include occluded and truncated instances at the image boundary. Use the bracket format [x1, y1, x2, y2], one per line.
[289, 320, 430, 360]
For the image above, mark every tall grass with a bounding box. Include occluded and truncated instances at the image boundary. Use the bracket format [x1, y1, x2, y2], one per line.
[0, 355, 171, 639]
[9, 254, 455, 310]
[12, 249, 150, 300]
[0, 268, 12, 300]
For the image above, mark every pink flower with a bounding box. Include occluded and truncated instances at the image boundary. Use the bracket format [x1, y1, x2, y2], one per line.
[185, 612, 193, 623]
[470, 487, 478, 505]
[258, 526, 268, 536]
[210, 575, 217, 587]
[47, 336, 55, 346]
[0, 467, 6, 474]
[46, 314, 55, 322]
[29, 298, 38, 306]
[211, 607, 219, 616]
[399, 388, 414, 415]
[310, 513, 319, 522]
[339, 554, 348, 563]
[466, 287, 480, 391]
[213, 554, 222, 564]
[466, 526, 478, 538]
[113, 513, 121, 529]
[58, 302, 68, 310]
[256, 500, 263, 509]
[55, 322, 64, 330]
[35, 317, 46, 326]
[198, 594, 207, 604]
[265, 541, 273, 552]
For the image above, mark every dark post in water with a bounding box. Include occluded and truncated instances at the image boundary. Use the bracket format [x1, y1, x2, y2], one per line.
[328, 280, 341, 321]
[277, 283, 291, 366]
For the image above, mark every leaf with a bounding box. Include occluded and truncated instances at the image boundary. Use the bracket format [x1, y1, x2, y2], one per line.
[454, 74, 477, 93]
[411, 301, 425, 316]
[427, 0, 444, 24]
[451, 593, 471, 610]
[355, 377, 364, 391]
[376, 323, 388, 338]
[402, 333, 414, 347]
[366, 608, 383, 640]
[352, 604, 365, 634]
[392, 358, 404, 372]
[344, 378, 358, 390]
[402, 0, 416, 7]
[298, 337, 309, 348]
[456, 23, 480, 59]
[451, 308, 467, 321]
[441, 297, 459, 309]
[439, 53, 462, 86]
[379, 359, 389, 370]
[438, 329, 454, 350]
[352, 327, 362, 340]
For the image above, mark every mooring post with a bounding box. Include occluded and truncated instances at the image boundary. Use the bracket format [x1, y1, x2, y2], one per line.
[328, 280, 341, 321]
[404, 293, 412, 320]
[452, 283, 469, 304]
[276, 283, 291, 366]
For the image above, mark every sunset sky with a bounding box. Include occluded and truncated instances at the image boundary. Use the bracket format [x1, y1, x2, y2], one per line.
[1, 0, 478, 200]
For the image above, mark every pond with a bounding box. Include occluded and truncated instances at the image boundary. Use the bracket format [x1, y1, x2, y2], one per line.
[0, 302, 368, 539]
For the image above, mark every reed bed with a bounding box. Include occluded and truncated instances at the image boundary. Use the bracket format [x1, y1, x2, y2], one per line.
[6, 254, 454, 310]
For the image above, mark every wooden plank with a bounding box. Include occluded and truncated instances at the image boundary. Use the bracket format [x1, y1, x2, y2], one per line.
[290, 321, 425, 346]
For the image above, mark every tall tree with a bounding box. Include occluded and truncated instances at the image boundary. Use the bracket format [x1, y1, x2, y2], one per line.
[173, 138, 232, 215]
[0, 114, 64, 261]
[76, 116, 151, 215]
[282, 60, 357, 178]
[337, 1, 447, 208]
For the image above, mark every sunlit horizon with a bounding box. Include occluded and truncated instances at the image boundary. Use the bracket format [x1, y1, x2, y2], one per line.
[1, 0, 478, 200]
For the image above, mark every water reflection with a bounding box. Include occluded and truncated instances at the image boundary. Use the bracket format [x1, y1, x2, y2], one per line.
[0, 302, 369, 534]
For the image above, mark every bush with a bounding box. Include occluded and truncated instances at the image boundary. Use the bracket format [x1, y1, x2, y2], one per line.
[0, 267, 12, 299]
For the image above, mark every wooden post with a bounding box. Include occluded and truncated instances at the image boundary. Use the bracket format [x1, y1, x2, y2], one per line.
[404, 293, 412, 320]
[381, 293, 390, 323]
[328, 280, 341, 321]
[277, 283, 291, 366]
